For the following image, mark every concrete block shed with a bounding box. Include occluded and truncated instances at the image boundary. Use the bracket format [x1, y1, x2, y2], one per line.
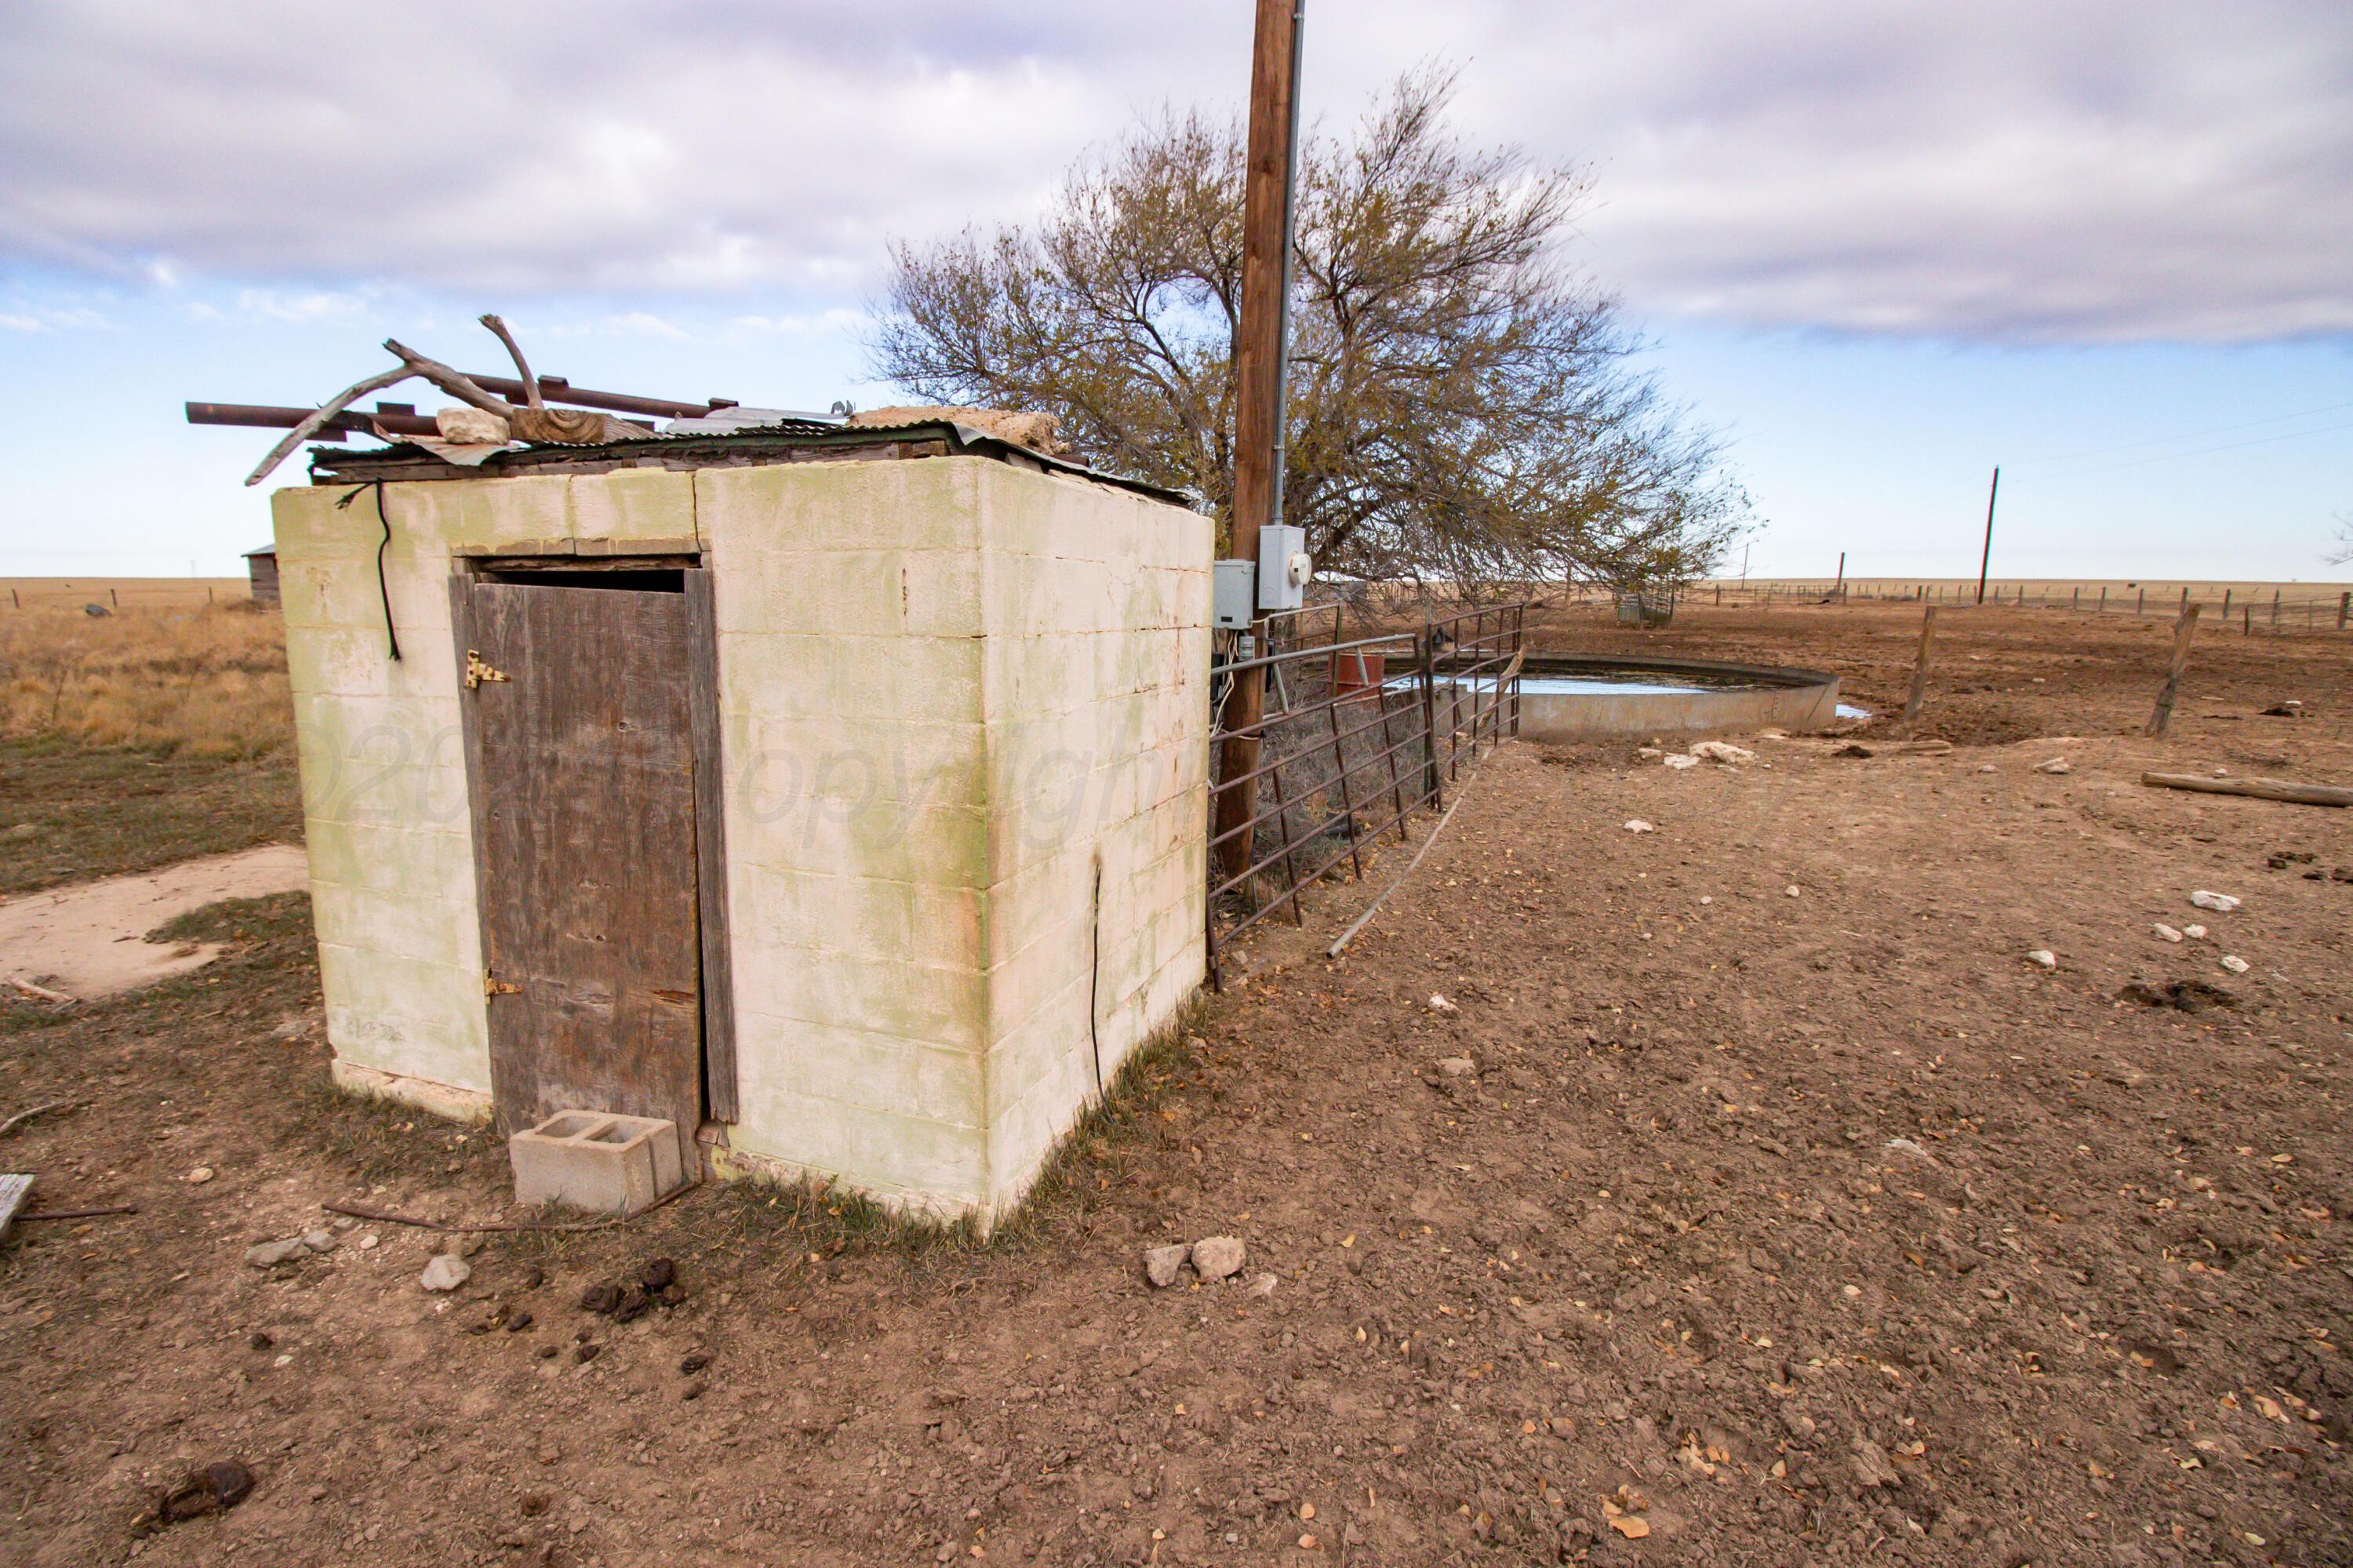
[274, 422, 1211, 1223]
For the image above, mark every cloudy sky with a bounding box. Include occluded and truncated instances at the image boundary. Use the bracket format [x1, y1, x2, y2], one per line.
[2, 0, 2348, 580]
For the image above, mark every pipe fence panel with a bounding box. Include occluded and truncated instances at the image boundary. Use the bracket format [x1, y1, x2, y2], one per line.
[1205, 604, 1526, 987]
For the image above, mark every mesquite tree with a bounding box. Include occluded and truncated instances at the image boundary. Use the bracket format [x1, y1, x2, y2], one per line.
[870, 68, 1747, 592]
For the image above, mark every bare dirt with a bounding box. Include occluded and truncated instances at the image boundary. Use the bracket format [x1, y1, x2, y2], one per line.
[0, 604, 2348, 1568]
[0, 846, 308, 1000]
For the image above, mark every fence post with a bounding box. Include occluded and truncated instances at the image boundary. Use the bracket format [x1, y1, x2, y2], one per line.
[2137, 588, 2144, 614]
[2221, 588, 2231, 617]
[1902, 604, 1938, 733]
[2099, 586, 2107, 613]
[2244, 606, 2252, 636]
[2072, 586, 2079, 610]
[1417, 630, 1442, 810]
[2147, 605, 2202, 737]
[2180, 586, 2189, 611]
[2340, 591, 2349, 631]
[2271, 588, 2279, 627]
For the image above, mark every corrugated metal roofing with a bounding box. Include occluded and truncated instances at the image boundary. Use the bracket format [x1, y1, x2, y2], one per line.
[305, 417, 1197, 508]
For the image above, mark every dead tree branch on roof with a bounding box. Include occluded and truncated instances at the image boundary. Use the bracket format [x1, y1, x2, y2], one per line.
[244, 365, 417, 486]
[383, 340, 518, 417]
[479, 315, 543, 408]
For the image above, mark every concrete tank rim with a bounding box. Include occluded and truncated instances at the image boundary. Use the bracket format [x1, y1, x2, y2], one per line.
[1515, 651, 1839, 693]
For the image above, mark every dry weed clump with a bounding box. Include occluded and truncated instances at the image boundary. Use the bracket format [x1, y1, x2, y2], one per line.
[0, 604, 292, 758]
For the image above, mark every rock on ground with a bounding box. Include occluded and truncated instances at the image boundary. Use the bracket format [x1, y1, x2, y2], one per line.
[1189, 1236, 1246, 1282]
[1141, 1244, 1190, 1288]
[419, 1253, 471, 1293]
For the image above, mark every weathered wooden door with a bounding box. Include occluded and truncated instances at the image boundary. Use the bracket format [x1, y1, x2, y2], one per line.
[453, 577, 704, 1170]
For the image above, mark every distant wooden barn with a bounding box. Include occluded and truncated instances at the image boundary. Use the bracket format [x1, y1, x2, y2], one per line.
[243, 545, 280, 607]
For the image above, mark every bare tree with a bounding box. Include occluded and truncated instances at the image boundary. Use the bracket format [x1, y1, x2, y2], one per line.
[2329, 510, 2352, 566]
[871, 68, 1747, 591]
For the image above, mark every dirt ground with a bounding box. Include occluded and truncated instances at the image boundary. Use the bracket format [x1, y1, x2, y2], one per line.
[0, 603, 2347, 1567]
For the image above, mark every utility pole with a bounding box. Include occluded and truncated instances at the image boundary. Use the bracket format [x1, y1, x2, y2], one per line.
[1834, 551, 1846, 602]
[1212, 0, 1307, 882]
[1974, 466, 1998, 606]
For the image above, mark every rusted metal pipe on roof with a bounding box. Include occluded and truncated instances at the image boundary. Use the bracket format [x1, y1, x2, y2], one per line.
[456, 373, 733, 420]
[186, 401, 441, 438]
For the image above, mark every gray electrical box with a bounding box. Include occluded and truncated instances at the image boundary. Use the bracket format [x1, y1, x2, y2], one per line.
[1257, 523, 1309, 611]
[1213, 559, 1257, 629]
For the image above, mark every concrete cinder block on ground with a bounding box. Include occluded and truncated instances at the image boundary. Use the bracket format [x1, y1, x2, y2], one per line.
[509, 1111, 689, 1214]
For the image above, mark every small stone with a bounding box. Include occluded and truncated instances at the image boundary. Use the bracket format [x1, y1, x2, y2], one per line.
[2026, 950, 2057, 969]
[419, 1253, 471, 1293]
[244, 1237, 308, 1268]
[679, 1381, 706, 1402]
[1785, 885, 1802, 898]
[1427, 993, 1457, 1013]
[504, 1311, 534, 1333]
[1663, 753, 1700, 770]
[1246, 1271, 1279, 1297]
[2188, 890, 2240, 912]
[520, 1266, 545, 1290]
[2151, 924, 2183, 943]
[1622, 819, 1655, 834]
[1435, 1057, 1476, 1078]
[453, 1235, 486, 1259]
[1190, 1235, 1246, 1282]
[1691, 740, 1755, 765]
[300, 1230, 336, 1253]
[358, 1233, 380, 1251]
[2033, 757, 2070, 774]
[186, 1166, 215, 1185]
[535, 1344, 558, 1360]
[2184, 924, 2207, 940]
[2219, 955, 2249, 975]
[1849, 1437, 1903, 1490]
[1142, 1244, 1191, 1288]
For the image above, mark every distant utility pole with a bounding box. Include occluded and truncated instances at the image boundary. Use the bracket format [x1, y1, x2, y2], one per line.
[1740, 542, 1749, 584]
[1974, 465, 1999, 606]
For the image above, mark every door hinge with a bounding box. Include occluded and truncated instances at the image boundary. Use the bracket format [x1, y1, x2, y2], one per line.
[464, 649, 511, 689]
[483, 973, 520, 998]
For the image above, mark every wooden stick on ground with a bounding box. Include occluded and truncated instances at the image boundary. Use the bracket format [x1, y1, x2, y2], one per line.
[2144, 603, 2202, 737]
[0, 1101, 70, 1137]
[243, 365, 416, 486]
[322, 1178, 699, 1235]
[16, 1204, 138, 1222]
[1901, 603, 1938, 732]
[2140, 773, 2352, 808]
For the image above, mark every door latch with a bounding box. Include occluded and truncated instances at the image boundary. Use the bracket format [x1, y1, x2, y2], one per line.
[483, 973, 520, 998]
[464, 650, 511, 689]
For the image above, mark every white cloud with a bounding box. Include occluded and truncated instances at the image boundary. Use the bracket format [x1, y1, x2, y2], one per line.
[0, 0, 2345, 344]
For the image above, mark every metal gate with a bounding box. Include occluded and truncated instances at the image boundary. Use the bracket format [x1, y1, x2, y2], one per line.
[1206, 604, 1526, 984]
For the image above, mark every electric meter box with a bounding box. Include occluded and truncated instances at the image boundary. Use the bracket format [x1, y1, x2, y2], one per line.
[1257, 523, 1309, 611]
[1213, 559, 1257, 629]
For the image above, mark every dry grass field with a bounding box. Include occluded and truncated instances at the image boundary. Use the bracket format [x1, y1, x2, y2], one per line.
[0, 601, 292, 760]
[0, 577, 250, 612]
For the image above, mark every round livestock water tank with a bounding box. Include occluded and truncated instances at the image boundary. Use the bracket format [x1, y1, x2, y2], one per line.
[1507, 653, 1843, 742]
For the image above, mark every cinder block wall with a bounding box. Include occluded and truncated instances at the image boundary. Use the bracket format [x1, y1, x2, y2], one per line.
[274, 453, 1207, 1224]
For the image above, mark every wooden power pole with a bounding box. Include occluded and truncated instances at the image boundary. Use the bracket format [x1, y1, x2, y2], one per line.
[1973, 466, 1998, 606]
[1212, 0, 1307, 882]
